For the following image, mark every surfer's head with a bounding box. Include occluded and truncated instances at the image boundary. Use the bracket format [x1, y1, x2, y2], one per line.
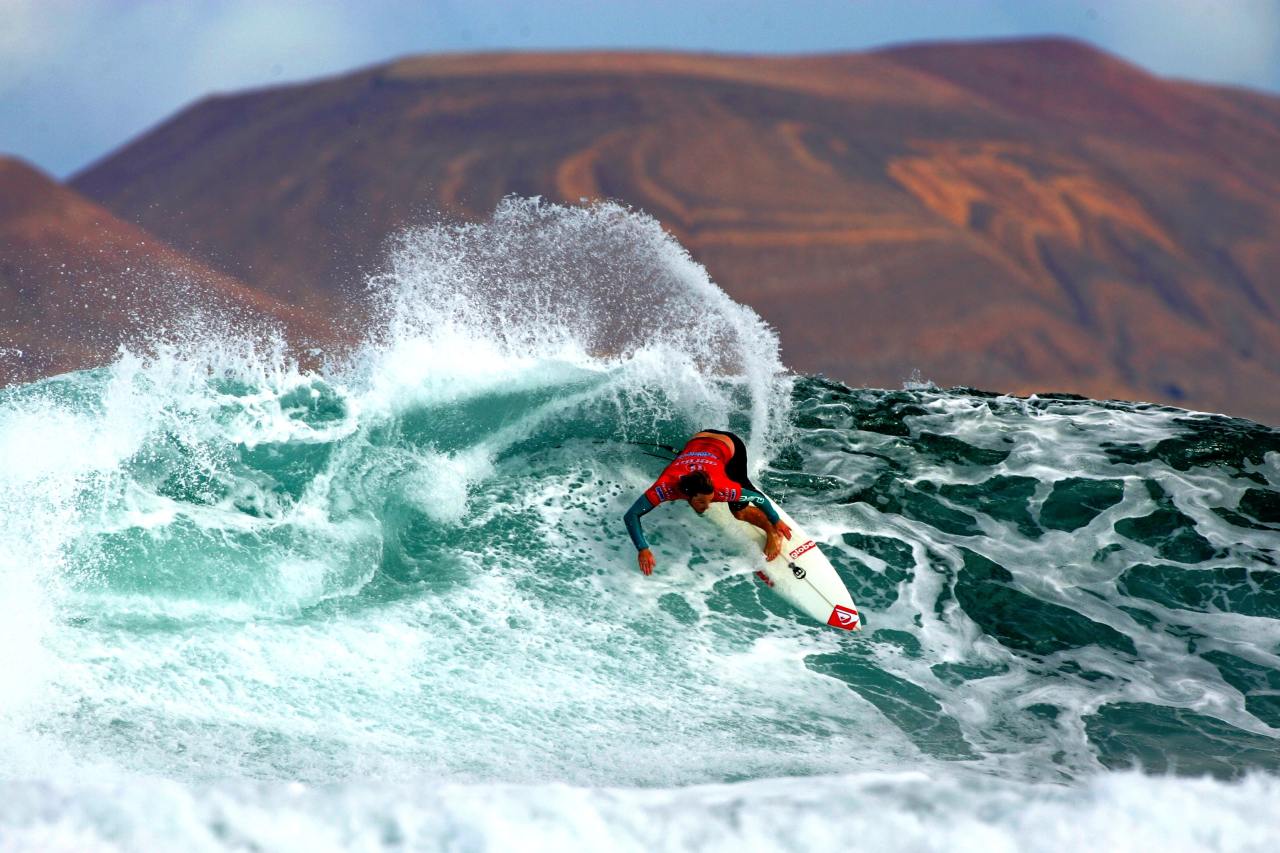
[678, 471, 715, 513]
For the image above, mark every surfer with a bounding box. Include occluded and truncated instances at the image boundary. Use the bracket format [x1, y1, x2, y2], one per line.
[623, 429, 791, 575]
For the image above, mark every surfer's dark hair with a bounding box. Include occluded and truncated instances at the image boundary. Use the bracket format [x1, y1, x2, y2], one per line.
[678, 470, 714, 496]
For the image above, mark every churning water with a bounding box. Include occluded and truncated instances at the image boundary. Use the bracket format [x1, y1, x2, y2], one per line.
[1, 199, 1278, 851]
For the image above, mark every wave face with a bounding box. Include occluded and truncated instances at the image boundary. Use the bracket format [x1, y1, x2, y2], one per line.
[2, 199, 1279, 850]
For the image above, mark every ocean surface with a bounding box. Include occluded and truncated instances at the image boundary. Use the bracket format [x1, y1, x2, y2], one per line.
[2, 199, 1278, 851]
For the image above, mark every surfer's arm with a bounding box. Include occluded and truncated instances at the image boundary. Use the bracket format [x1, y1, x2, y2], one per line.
[624, 494, 659, 576]
[738, 488, 783, 526]
[732, 501, 792, 560]
[623, 494, 656, 551]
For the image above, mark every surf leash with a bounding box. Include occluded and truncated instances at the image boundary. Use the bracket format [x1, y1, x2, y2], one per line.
[624, 440, 678, 460]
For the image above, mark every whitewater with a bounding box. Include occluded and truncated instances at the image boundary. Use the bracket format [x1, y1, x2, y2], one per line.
[1, 199, 1278, 851]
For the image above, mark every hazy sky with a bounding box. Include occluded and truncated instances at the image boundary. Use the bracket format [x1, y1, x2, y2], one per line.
[3, 0, 1279, 178]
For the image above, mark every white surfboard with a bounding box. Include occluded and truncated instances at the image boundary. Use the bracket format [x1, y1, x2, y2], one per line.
[706, 496, 861, 631]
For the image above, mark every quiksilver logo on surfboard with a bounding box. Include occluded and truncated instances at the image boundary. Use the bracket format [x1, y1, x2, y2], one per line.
[827, 605, 860, 630]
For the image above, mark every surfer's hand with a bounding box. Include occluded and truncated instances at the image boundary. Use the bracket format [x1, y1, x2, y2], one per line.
[763, 533, 782, 562]
[775, 521, 793, 540]
[638, 549, 655, 576]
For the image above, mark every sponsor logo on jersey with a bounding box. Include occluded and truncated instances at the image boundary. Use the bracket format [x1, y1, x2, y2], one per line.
[788, 540, 816, 560]
[827, 605, 860, 630]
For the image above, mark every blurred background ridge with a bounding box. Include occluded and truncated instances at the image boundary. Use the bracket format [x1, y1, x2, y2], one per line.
[5, 39, 1278, 422]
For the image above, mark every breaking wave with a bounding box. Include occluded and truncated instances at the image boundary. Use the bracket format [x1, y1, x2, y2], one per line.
[2, 199, 1277, 850]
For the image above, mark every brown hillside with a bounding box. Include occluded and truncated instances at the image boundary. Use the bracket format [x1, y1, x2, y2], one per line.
[70, 41, 1280, 423]
[0, 157, 327, 385]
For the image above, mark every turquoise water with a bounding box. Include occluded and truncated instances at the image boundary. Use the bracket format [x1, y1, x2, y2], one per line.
[1, 200, 1278, 850]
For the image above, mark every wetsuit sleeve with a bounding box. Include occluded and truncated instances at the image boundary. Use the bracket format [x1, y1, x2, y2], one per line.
[623, 494, 657, 551]
[738, 488, 781, 524]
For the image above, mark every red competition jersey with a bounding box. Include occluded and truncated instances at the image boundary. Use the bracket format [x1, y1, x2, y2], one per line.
[644, 435, 743, 506]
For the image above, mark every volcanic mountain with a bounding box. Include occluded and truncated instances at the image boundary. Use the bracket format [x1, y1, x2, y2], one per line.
[69, 39, 1280, 424]
[0, 157, 326, 385]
